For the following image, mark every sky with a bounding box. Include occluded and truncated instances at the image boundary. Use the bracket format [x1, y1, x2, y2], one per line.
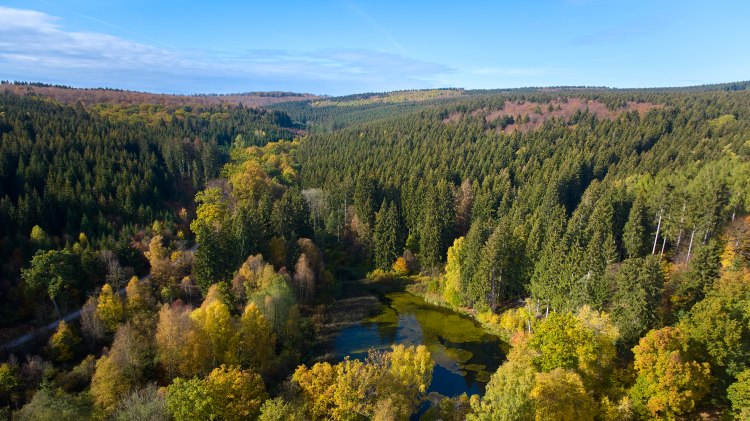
[0, 0, 749, 95]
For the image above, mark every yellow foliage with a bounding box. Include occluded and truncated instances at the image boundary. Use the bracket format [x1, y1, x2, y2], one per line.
[530, 368, 597, 421]
[96, 284, 123, 332]
[190, 299, 237, 366]
[443, 237, 464, 306]
[48, 320, 80, 362]
[293, 345, 434, 420]
[392, 257, 410, 276]
[237, 302, 275, 370]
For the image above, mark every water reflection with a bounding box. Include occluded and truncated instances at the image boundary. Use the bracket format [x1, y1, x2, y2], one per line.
[334, 292, 506, 397]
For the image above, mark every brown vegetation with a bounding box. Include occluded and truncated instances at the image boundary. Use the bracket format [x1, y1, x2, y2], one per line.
[0, 83, 319, 108]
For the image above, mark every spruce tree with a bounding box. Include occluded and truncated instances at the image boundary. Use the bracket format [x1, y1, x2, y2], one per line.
[374, 200, 398, 270]
[623, 197, 650, 258]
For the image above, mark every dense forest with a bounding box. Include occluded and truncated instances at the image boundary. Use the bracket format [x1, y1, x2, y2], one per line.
[1, 83, 750, 420]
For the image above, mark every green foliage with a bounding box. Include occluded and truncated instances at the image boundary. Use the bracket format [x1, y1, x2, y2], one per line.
[680, 269, 750, 391]
[528, 307, 619, 390]
[166, 365, 268, 421]
[21, 249, 78, 317]
[468, 354, 536, 421]
[13, 383, 93, 421]
[608, 256, 664, 346]
[469, 220, 527, 310]
[258, 397, 305, 421]
[728, 369, 750, 420]
[0, 363, 18, 405]
[374, 200, 399, 270]
[112, 384, 168, 421]
[622, 197, 650, 258]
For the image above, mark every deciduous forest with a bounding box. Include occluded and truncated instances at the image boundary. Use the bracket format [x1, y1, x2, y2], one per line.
[1, 82, 750, 420]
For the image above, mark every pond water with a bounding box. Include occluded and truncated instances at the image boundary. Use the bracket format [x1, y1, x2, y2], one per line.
[334, 291, 507, 397]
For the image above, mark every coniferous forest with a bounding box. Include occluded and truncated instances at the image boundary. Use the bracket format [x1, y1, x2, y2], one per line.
[1, 82, 750, 420]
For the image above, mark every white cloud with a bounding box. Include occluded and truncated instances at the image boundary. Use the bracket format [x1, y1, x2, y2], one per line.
[0, 6, 452, 94]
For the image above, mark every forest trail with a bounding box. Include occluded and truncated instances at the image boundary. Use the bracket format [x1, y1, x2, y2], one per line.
[1, 244, 198, 354]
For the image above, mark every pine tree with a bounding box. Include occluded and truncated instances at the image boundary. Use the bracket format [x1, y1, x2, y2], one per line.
[374, 200, 398, 270]
[623, 197, 650, 258]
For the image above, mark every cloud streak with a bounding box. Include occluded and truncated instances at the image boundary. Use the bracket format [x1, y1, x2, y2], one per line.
[0, 6, 452, 94]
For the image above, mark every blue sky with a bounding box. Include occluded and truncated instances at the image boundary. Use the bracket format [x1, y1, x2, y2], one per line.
[0, 0, 748, 95]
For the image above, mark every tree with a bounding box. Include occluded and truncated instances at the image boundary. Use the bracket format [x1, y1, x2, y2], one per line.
[80, 295, 105, 346]
[392, 257, 410, 276]
[681, 268, 750, 390]
[112, 384, 169, 421]
[13, 383, 93, 421]
[237, 302, 275, 371]
[460, 219, 492, 307]
[419, 180, 455, 271]
[528, 308, 618, 391]
[0, 363, 18, 407]
[470, 220, 527, 310]
[530, 368, 597, 421]
[125, 276, 153, 316]
[468, 354, 536, 421]
[293, 345, 433, 420]
[166, 365, 268, 421]
[374, 200, 398, 270]
[30, 224, 48, 246]
[727, 369, 750, 420]
[155, 302, 199, 380]
[630, 326, 712, 419]
[48, 320, 80, 362]
[22, 249, 77, 319]
[259, 397, 305, 421]
[189, 298, 237, 367]
[146, 236, 178, 289]
[608, 256, 664, 346]
[96, 284, 124, 333]
[443, 237, 465, 306]
[293, 253, 315, 302]
[683, 238, 723, 303]
[623, 197, 650, 258]
[383, 344, 433, 417]
[91, 323, 152, 414]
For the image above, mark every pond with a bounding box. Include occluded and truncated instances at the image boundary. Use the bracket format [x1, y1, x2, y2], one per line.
[334, 291, 507, 397]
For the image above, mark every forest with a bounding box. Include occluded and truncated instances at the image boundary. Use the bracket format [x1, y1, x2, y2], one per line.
[0, 82, 750, 420]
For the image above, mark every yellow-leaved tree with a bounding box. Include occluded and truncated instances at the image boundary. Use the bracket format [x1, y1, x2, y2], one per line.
[237, 302, 275, 371]
[190, 292, 237, 367]
[96, 284, 124, 333]
[293, 345, 433, 420]
[630, 326, 712, 419]
[530, 368, 597, 421]
[443, 237, 464, 307]
[47, 320, 80, 362]
[166, 365, 268, 421]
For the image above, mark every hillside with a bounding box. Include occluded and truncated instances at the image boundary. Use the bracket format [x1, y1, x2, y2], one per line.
[1, 82, 749, 420]
[0, 82, 320, 108]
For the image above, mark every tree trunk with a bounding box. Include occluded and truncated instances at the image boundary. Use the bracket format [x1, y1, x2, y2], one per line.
[675, 203, 686, 250]
[660, 236, 667, 257]
[51, 296, 62, 321]
[652, 210, 662, 255]
[687, 227, 696, 262]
